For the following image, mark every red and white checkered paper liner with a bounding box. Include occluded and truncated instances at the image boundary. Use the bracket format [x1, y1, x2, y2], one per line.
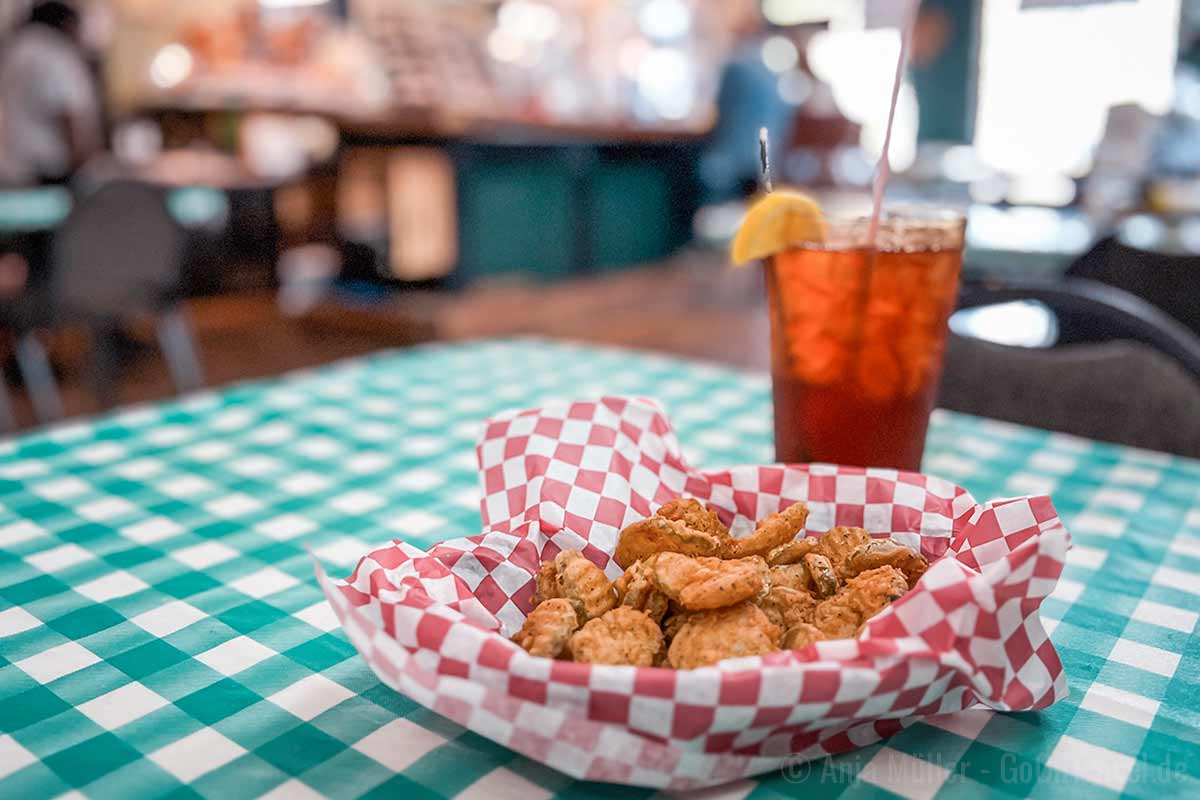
[317, 397, 1070, 789]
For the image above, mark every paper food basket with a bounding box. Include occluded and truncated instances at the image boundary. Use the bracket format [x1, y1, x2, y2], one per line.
[316, 397, 1069, 789]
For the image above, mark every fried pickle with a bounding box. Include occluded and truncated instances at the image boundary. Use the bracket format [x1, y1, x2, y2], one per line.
[512, 598, 580, 658]
[803, 552, 839, 597]
[567, 607, 663, 666]
[757, 585, 817, 633]
[766, 537, 818, 566]
[614, 516, 724, 569]
[724, 501, 810, 559]
[553, 550, 616, 621]
[781, 622, 825, 651]
[813, 565, 908, 638]
[844, 540, 928, 586]
[656, 498, 730, 540]
[653, 552, 769, 611]
[613, 555, 670, 624]
[667, 602, 781, 669]
[768, 563, 813, 592]
[814, 526, 872, 575]
[532, 561, 560, 605]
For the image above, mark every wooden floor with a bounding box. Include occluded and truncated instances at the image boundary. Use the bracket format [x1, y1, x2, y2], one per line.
[3, 250, 770, 431]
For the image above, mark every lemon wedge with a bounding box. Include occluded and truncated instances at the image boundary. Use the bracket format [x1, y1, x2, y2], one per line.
[730, 191, 825, 265]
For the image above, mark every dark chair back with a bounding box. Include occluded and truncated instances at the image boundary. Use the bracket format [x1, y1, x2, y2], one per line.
[957, 277, 1200, 382]
[941, 278, 1200, 457]
[1067, 235, 1200, 335]
[940, 336, 1200, 457]
[51, 181, 184, 321]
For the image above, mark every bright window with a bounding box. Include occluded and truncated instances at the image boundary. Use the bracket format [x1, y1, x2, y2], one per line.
[974, 0, 1180, 178]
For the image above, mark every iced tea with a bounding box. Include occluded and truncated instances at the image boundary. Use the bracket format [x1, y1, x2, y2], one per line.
[766, 212, 965, 470]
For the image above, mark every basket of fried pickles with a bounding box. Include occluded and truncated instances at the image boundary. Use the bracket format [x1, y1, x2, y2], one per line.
[517, 498, 929, 669]
[321, 397, 1070, 789]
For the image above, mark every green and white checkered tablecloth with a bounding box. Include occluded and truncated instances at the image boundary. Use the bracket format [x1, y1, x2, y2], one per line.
[1, 339, 1198, 799]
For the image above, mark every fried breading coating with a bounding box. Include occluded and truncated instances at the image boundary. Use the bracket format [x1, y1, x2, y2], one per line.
[613, 555, 669, 624]
[803, 553, 839, 597]
[757, 585, 817, 633]
[815, 526, 872, 575]
[656, 498, 730, 540]
[844, 540, 929, 586]
[724, 501, 810, 559]
[766, 537, 818, 566]
[567, 607, 663, 666]
[781, 622, 825, 651]
[532, 561, 560, 605]
[813, 565, 908, 638]
[614, 516, 724, 569]
[667, 602, 781, 669]
[768, 563, 812, 592]
[512, 598, 580, 658]
[653, 552, 769, 611]
[554, 550, 616, 621]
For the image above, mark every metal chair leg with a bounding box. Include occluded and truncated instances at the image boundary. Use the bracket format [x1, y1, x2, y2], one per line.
[0, 368, 16, 433]
[89, 323, 125, 410]
[156, 307, 205, 394]
[15, 333, 63, 423]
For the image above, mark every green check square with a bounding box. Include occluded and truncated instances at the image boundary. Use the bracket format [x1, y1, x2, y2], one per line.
[1026, 773, 1122, 799]
[7, 499, 65, 519]
[359, 773, 445, 800]
[46, 604, 127, 639]
[2, 685, 72, 732]
[1, 575, 69, 604]
[193, 521, 241, 539]
[402, 730, 516, 797]
[254, 723, 344, 775]
[84, 758, 195, 800]
[246, 542, 302, 565]
[190, 754, 287, 800]
[293, 748, 393, 799]
[360, 682, 420, 717]
[548, 779, 656, 800]
[175, 678, 264, 725]
[58, 523, 113, 544]
[934, 776, 1038, 800]
[1138, 729, 1200, 781]
[109, 639, 190, 679]
[216, 601, 289, 635]
[104, 546, 163, 569]
[143, 499, 195, 518]
[958, 738, 1052, 797]
[91, 477, 145, 497]
[283, 634, 355, 673]
[42, 732, 142, 787]
[155, 571, 222, 599]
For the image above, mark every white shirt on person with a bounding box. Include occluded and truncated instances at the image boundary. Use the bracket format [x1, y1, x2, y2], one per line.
[0, 24, 100, 183]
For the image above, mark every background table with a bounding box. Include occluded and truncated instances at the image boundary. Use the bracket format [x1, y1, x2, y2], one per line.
[1, 339, 1197, 799]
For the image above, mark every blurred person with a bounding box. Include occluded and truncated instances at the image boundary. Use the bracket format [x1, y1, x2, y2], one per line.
[699, 0, 794, 202]
[0, 1, 102, 186]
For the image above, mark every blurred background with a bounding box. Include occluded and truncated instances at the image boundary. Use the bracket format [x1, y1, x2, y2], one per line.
[1, 0, 1199, 455]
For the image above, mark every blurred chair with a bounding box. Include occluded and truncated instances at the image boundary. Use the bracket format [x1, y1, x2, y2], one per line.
[1, 181, 205, 428]
[51, 180, 205, 408]
[1066, 231, 1200, 335]
[939, 278, 1200, 457]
